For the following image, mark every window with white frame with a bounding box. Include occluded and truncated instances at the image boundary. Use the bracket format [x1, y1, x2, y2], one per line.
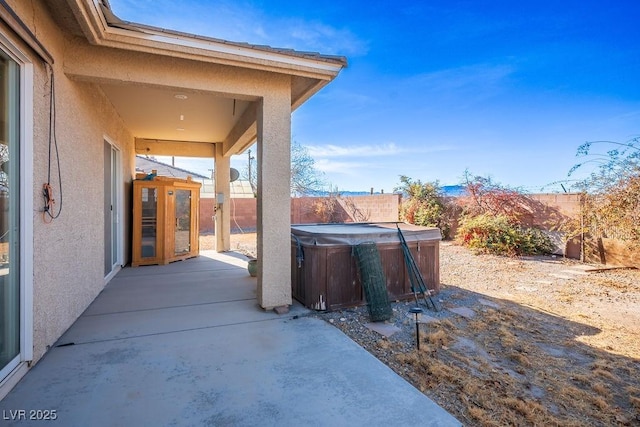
[0, 46, 20, 375]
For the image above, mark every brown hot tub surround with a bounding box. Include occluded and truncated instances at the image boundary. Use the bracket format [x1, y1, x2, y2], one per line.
[291, 222, 441, 311]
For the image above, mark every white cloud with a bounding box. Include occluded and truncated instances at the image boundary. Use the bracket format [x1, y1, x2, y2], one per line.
[315, 159, 369, 174]
[313, 88, 378, 108]
[308, 143, 401, 158]
[307, 142, 455, 158]
[405, 63, 516, 106]
[109, 0, 366, 56]
[412, 64, 515, 88]
[284, 20, 367, 56]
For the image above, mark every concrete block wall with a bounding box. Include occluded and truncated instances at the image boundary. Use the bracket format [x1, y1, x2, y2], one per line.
[290, 194, 401, 224]
[528, 193, 582, 228]
[200, 198, 257, 233]
[341, 194, 401, 223]
[200, 194, 401, 233]
[446, 193, 637, 266]
[229, 198, 258, 232]
[199, 192, 637, 266]
[592, 238, 640, 268]
[291, 197, 328, 224]
[529, 193, 582, 216]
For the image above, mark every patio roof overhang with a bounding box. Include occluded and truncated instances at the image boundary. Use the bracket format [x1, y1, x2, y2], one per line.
[49, 0, 347, 157]
[45, 0, 347, 309]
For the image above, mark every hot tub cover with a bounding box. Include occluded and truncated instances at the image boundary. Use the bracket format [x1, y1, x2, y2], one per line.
[290, 222, 441, 247]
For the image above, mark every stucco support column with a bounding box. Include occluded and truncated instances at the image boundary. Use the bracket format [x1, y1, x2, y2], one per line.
[214, 144, 231, 252]
[256, 93, 292, 309]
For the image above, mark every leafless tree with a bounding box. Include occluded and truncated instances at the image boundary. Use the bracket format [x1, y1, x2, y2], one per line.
[243, 140, 325, 197]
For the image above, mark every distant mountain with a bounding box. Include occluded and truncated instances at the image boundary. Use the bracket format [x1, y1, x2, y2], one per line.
[307, 185, 466, 197]
[441, 185, 466, 196]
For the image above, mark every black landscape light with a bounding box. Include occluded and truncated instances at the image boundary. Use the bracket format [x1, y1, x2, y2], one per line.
[409, 306, 424, 350]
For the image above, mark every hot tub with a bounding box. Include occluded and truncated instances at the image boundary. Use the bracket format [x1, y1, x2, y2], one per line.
[291, 222, 441, 311]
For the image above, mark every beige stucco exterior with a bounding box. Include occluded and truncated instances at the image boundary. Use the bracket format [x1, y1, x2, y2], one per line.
[257, 95, 293, 308]
[4, 0, 135, 364]
[0, 0, 345, 398]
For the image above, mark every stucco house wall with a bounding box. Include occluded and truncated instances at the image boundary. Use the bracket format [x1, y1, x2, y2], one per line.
[1, 0, 345, 398]
[7, 0, 135, 362]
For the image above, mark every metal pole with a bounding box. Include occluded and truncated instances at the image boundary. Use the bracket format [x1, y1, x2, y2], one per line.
[580, 192, 585, 263]
[248, 149, 252, 188]
[409, 307, 423, 350]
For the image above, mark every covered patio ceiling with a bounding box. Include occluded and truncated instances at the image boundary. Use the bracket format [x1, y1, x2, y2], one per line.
[49, 0, 347, 159]
[100, 83, 252, 146]
[45, 0, 347, 309]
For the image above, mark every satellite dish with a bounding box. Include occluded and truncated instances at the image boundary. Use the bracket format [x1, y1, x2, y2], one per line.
[230, 168, 240, 182]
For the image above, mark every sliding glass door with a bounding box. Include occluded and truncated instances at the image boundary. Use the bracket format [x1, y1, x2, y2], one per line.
[104, 140, 121, 277]
[0, 49, 20, 376]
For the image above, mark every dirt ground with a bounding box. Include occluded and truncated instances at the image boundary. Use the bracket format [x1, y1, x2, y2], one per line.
[200, 233, 640, 426]
[200, 232, 257, 257]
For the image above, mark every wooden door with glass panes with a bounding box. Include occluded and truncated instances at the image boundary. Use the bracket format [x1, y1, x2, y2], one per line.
[132, 182, 164, 266]
[132, 177, 200, 267]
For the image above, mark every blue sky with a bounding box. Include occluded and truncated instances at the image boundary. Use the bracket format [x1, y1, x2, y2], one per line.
[110, 0, 640, 193]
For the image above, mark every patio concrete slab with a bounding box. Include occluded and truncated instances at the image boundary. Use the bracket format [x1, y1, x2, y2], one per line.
[58, 298, 309, 345]
[85, 269, 257, 315]
[0, 252, 460, 427]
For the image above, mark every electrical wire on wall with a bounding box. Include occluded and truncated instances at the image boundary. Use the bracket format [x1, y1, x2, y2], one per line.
[43, 63, 63, 223]
[231, 196, 244, 234]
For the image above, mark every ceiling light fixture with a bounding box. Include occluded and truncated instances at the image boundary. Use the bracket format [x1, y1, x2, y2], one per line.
[176, 128, 185, 131]
[174, 94, 188, 100]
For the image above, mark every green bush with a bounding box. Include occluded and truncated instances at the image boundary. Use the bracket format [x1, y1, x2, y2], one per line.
[396, 176, 453, 238]
[456, 214, 554, 256]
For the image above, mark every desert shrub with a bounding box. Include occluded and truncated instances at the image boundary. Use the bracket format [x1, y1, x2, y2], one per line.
[396, 176, 455, 238]
[457, 214, 554, 256]
[569, 138, 640, 248]
[453, 172, 555, 256]
[456, 171, 534, 223]
[313, 186, 343, 223]
[519, 226, 556, 255]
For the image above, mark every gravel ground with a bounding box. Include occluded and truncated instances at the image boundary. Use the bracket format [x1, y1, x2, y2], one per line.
[314, 242, 640, 426]
[202, 234, 640, 425]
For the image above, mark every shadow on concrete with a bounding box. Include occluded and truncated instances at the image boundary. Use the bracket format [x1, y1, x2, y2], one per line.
[0, 250, 459, 426]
